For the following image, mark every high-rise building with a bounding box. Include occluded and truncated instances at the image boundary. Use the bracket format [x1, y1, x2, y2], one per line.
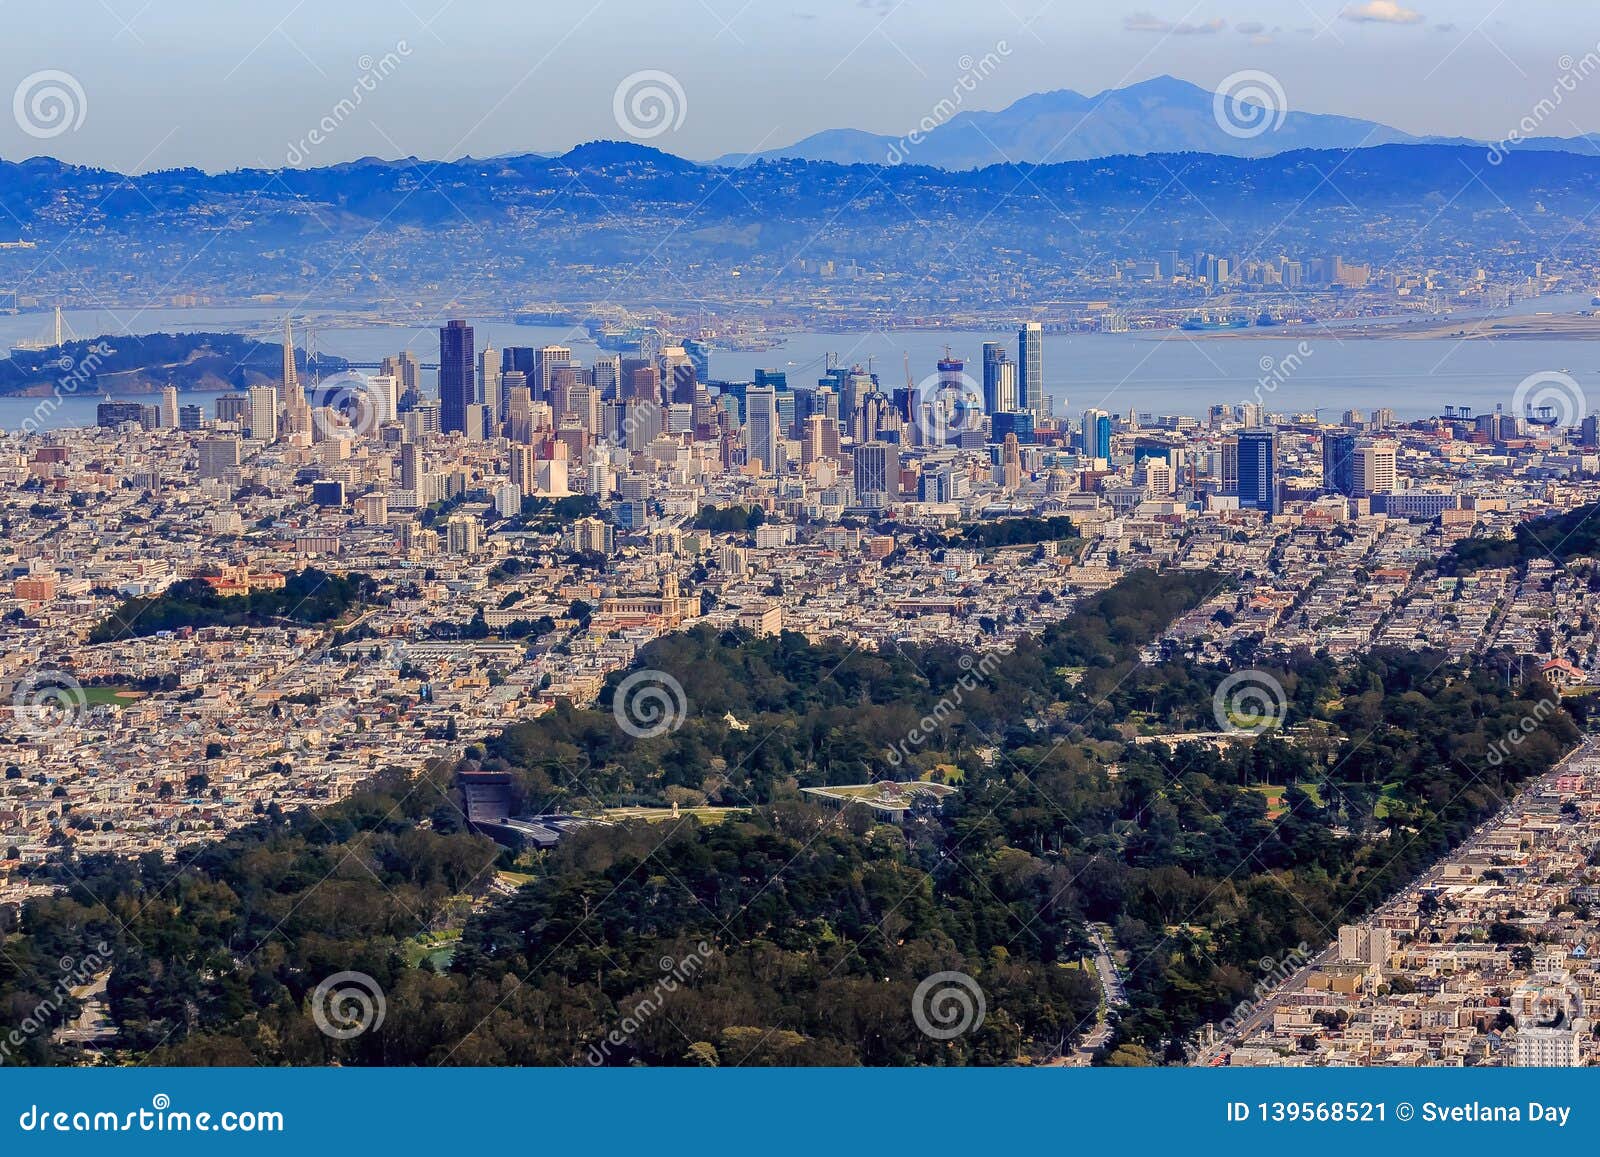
[853, 441, 893, 507]
[446, 514, 481, 555]
[399, 440, 419, 492]
[508, 444, 536, 497]
[160, 385, 179, 429]
[534, 345, 573, 401]
[1517, 1027, 1580, 1067]
[281, 316, 299, 392]
[438, 319, 474, 434]
[1337, 925, 1393, 968]
[1352, 440, 1397, 497]
[1237, 429, 1280, 516]
[1081, 408, 1112, 460]
[197, 437, 240, 480]
[1018, 321, 1044, 416]
[478, 347, 501, 418]
[982, 343, 1017, 416]
[247, 385, 279, 443]
[591, 355, 622, 399]
[1000, 433, 1022, 491]
[1322, 432, 1359, 496]
[383, 351, 420, 404]
[745, 384, 779, 474]
[368, 375, 398, 426]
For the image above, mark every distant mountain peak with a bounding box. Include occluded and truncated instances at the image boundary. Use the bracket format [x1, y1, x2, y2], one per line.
[713, 74, 1422, 170]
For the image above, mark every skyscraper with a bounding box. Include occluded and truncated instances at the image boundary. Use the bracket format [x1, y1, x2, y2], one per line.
[1353, 440, 1397, 497]
[478, 347, 501, 419]
[1322, 432, 1359, 497]
[534, 345, 573, 401]
[438, 319, 474, 434]
[1237, 429, 1280, 516]
[745, 384, 779, 474]
[281, 316, 298, 390]
[247, 385, 279, 443]
[399, 440, 419, 492]
[1018, 322, 1043, 417]
[853, 441, 892, 507]
[1081, 408, 1112, 459]
[197, 437, 240, 480]
[982, 343, 1017, 416]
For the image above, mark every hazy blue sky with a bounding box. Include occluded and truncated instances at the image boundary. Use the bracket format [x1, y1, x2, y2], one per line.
[0, 0, 1593, 171]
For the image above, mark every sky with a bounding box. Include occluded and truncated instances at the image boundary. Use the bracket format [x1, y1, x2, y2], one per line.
[0, 0, 1594, 172]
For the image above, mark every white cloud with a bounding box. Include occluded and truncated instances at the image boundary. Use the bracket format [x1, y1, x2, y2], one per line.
[1340, 1, 1425, 24]
[1123, 11, 1227, 34]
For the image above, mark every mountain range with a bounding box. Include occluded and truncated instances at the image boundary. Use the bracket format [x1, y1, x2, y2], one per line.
[713, 75, 1600, 170]
[5, 138, 1600, 309]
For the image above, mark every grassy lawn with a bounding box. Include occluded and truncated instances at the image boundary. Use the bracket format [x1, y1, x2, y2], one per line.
[80, 686, 147, 705]
[402, 929, 462, 968]
[1374, 781, 1405, 819]
[602, 806, 749, 824]
[1247, 782, 1325, 816]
